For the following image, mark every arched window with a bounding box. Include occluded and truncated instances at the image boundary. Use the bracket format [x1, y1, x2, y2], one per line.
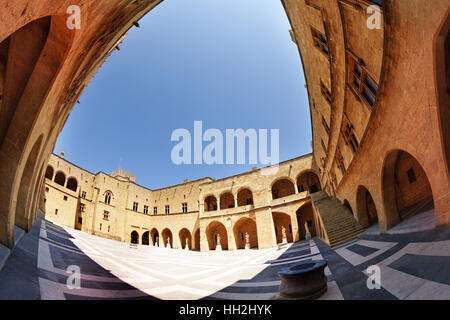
[45, 166, 54, 180]
[66, 177, 78, 192]
[104, 192, 112, 205]
[271, 179, 295, 199]
[54, 171, 66, 186]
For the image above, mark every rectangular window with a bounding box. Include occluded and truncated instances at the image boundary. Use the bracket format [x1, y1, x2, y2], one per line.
[80, 203, 85, 212]
[311, 26, 329, 56]
[322, 116, 330, 135]
[45, 187, 49, 192]
[78, 217, 82, 224]
[342, 121, 359, 153]
[81, 191, 86, 199]
[103, 211, 110, 221]
[153, 207, 157, 215]
[348, 54, 378, 107]
[143, 205, 148, 214]
[320, 81, 332, 106]
[165, 205, 170, 215]
[63, 195, 68, 201]
[55, 209, 58, 215]
[182, 203, 188, 213]
[133, 202, 138, 212]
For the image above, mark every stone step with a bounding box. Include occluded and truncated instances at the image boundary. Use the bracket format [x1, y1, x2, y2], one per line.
[311, 191, 365, 248]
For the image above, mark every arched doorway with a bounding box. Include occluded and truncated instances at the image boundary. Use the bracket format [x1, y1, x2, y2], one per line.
[179, 228, 192, 249]
[272, 212, 293, 243]
[220, 192, 235, 209]
[356, 186, 379, 228]
[142, 231, 149, 245]
[150, 228, 159, 246]
[204, 195, 217, 211]
[382, 150, 434, 229]
[237, 188, 253, 206]
[297, 171, 322, 193]
[206, 221, 228, 250]
[296, 202, 316, 240]
[233, 217, 258, 249]
[131, 231, 139, 244]
[272, 179, 296, 199]
[161, 228, 173, 248]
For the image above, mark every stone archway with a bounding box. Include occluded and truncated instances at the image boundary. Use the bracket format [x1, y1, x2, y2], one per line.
[204, 195, 218, 211]
[150, 228, 159, 246]
[356, 186, 379, 228]
[237, 188, 253, 206]
[179, 228, 192, 249]
[233, 217, 258, 249]
[206, 221, 228, 250]
[54, 172, 66, 187]
[297, 171, 322, 193]
[44, 166, 54, 180]
[382, 150, 434, 229]
[131, 231, 139, 244]
[272, 212, 293, 244]
[296, 202, 316, 240]
[272, 179, 296, 199]
[220, 192, 235, 210]
[161, 228, 173, 248]
[142, 231, 150, 245]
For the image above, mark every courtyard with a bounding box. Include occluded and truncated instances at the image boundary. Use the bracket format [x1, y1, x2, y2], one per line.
[0, 209, 448, 300]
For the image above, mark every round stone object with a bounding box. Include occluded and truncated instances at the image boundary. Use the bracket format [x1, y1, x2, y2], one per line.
[278, 260, 328, 299]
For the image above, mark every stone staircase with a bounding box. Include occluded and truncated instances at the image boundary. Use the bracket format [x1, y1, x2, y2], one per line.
[311, 191, 365, 247]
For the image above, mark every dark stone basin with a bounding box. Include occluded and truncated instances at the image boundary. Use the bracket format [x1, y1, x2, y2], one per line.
[278, 260, 328, 299]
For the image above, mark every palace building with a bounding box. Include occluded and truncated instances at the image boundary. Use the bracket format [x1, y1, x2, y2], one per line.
[0, 0, 448, 255]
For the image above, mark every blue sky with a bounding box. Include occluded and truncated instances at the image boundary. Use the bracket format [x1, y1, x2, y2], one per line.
[54, 0, 311, 189]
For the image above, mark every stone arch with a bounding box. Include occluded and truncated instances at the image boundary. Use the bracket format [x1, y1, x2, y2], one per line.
[206, 221, 228, 250]
[296, 171, 322, 193]
[237, 188, 253, 206]
[66, 177, 78, 192]
[14, 134, 43, 230]
[131, 230, 139, 244]
[296, 202, 316, 240]
[161, 228, 173, 248]
[382, 150, 434, 229]
[44, 165, 54, 180]
[150, 228, 159, 246]
[142, 231, 149, 245]
[219, 192, 235, 210]
[0, 14, 74, 247]
[54, 171, 66, 187]
[343, 199, 353, 215]
[272, 212, 293, 243]
[193, 229, 200, 251]
[179, 228, 192, 249]
[356, 186, 379, 228]
[233, 217, 258, 249]
[271, 178, 296, 199]
[204, 195, 217, 211]
[434, 10, 450, 177]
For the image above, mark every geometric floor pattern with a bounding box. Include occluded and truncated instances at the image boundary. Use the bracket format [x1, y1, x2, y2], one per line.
[0, 215, 449, 300]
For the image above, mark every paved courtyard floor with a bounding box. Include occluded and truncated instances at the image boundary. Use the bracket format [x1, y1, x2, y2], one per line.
[0, 212, 449, 300]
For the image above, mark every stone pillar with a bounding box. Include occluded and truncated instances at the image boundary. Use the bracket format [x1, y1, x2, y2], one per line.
[255, 208, 277, 249]
[226, 221, 236, 251]
[290, 211, 300, 242]
[199, 222, 209, 252]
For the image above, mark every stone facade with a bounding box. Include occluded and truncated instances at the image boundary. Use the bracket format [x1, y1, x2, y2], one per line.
[42, 153, 321, 251]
